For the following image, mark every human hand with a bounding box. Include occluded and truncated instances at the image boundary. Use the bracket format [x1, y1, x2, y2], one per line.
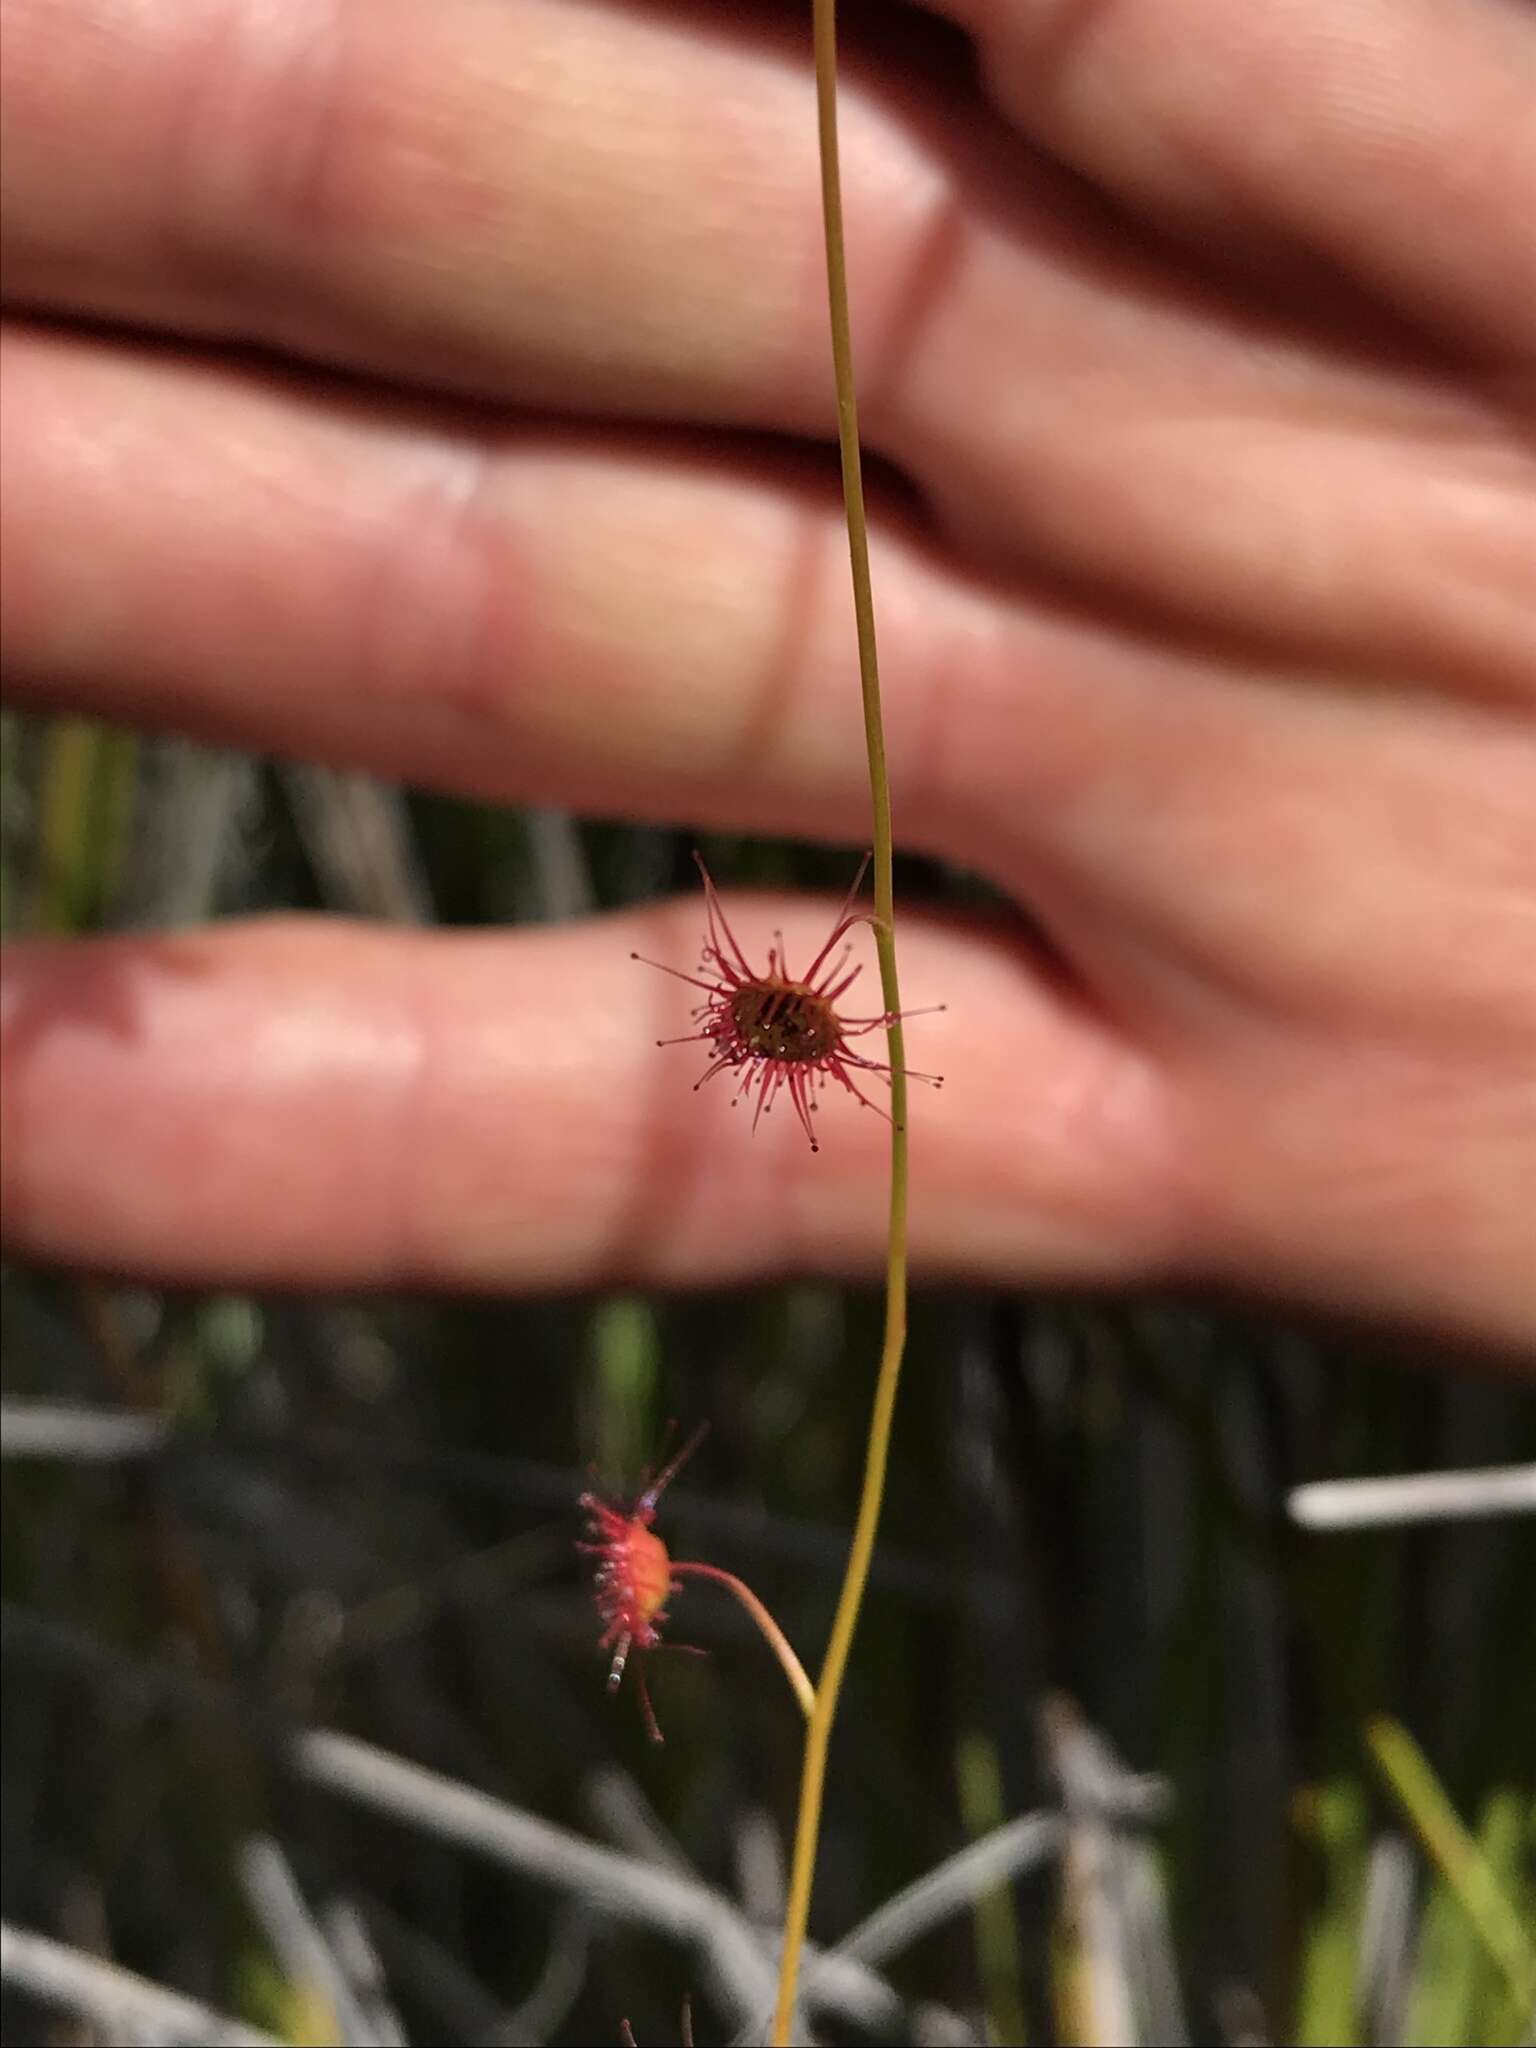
[2, 0, 1532, 1353]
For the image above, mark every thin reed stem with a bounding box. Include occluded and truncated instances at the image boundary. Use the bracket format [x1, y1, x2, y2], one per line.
[1367, 1716, 1536, 2012]
[669, 1563, 815, 1721]
[772, 0, 911, 2037]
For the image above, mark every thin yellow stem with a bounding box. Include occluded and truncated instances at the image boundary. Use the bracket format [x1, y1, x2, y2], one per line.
[670, 1562, 814, 1721]
[772, 1, 910, 2038]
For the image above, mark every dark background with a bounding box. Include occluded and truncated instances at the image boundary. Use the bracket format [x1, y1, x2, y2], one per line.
[3, 720, 1532, 2045]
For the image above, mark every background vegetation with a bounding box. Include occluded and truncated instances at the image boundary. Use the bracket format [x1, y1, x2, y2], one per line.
[3, 713, 1533, 2045]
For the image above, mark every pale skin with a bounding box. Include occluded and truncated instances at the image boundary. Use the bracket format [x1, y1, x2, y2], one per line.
[1, 0, 1533, 1358]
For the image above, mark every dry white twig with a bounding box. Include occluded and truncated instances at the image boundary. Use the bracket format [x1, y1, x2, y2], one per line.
[1288, 1464, 1536, 1530]
[1355, 1833, 1416, 2045]
[835, 1812, 1061, 1967]
[2, 1606, 1001, 2044]
[319, 1901, 410, 2048]
[0, 1920, 277, 2047]
[360, 1899, 515, 2043]
[237, 1835, 381, 2047]
[279, 766, 433, 923]
[733, 1808, 788, 1926]
[489, 1901, 593, 2048]
[1120, 1838, 1190, 2047]
[0, 1401, 168, 1462]
[1045, 1698, 1185, 2048]
[295, 1727, 923, 2037]
[583, 1763, 698, 1878]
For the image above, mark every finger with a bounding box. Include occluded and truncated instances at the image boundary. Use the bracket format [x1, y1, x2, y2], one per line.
[5, 910, 1531, 1351]
[942, 0, 1536, 362]
[7, 0, 1525, 556]
[961, 645, 1536, 1043]
[0, 908, 1177, 1294]
[0, 0, 832, 422]
[5, 317, 1530, 906]
[10, 0, 1532, 398]
[6, 315, 1531, 1051]
[8, 0, 1529, 689]
[0, 318, 922, 843]
[6, 117, 1531, 745]
[1175, 1007, 1536, 1365]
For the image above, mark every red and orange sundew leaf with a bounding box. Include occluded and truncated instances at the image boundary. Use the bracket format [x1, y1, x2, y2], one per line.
[632, 854, 943, 1152]
[576, 1424, 708, 1744]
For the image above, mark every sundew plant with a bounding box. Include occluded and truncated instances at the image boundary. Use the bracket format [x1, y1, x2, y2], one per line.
[588, 3, 932, 2037]
[576, 15, 1535, 2037]
[8, 4, 1536, 2047]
